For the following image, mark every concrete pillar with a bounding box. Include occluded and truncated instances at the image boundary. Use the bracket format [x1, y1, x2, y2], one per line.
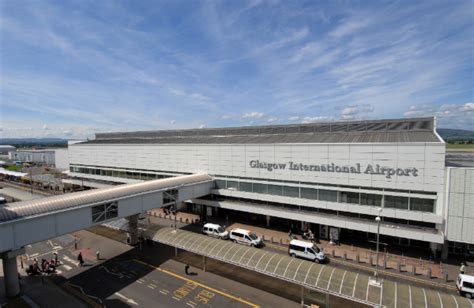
[441, 241, 449, 261]
[2, 248, 25, 298]
[266, 215, 271, 227]
[127, 214, 139, 246]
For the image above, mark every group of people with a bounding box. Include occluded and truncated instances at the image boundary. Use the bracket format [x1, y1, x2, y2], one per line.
[288, 228, 318, 243]
[26, 252, 60, 275]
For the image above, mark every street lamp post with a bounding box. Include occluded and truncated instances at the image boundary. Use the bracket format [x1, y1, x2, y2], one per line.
[374, 216, 381, 281]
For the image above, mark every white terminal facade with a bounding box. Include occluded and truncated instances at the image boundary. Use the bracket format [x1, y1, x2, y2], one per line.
[67, 117, 473, 259]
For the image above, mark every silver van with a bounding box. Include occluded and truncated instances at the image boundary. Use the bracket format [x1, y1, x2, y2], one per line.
[288, 239, 326, 263]
[203, 223, 229, 240]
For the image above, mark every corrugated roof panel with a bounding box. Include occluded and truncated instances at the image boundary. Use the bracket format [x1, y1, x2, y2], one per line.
[0, 174, 212, 223]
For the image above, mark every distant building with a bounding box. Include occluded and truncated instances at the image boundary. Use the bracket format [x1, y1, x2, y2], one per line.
[8, 148, 72, 170]
[0, 145, 16, 155]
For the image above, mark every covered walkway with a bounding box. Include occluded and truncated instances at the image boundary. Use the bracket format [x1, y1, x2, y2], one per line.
[152, 227, 474, 308]
[0, 174, 214, 298]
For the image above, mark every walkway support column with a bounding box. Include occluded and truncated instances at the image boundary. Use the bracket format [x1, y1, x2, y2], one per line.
[127, 214, 139, 246]
[266, 215, 271, 227]
[2, 247, 25, 298]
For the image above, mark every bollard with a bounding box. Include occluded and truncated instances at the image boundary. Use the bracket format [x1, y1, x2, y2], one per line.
[412, 265, 416, 275]
[96, 251, 100, 260]
[383, 257, 387, 269]
[397, 262, 401, 272]
[180, 217, 183, 223]
[426, 268, 431, 279]
[444, 271, 449, 282]
[331, 249, 335, 258]
[343, 251, 347, 260]
[280, 238, 283, 245]
[186, 218, 189, 223]
[356, 254, 360, 263]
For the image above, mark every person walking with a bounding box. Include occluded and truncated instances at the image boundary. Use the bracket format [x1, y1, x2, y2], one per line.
[460, 262, 466, 275]
[77, 252, 84, 267]
[53, 252, 59, 265]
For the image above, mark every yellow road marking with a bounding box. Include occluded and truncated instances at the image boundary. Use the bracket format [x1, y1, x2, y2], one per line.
[133, 259, 260, 308]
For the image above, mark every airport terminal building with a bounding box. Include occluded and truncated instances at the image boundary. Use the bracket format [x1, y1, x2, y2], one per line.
[67, 117, 473, 258]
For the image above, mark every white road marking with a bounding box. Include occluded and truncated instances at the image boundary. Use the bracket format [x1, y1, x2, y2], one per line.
[28, 253, 39, 259]
[115, 292, 139, 306]
[186, 303, 195, 308]
[63, 265, 73, 271]
[147, 285, 155, 289]
[62, 255, 77, 264]
[172, 296, 181, 301]
[159, 290, 168, 295]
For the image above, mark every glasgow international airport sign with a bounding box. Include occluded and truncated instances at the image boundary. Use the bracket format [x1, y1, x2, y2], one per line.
[249, 160, 418, 179]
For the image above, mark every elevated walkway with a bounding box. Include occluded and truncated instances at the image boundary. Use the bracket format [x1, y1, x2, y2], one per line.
[152, 227, 474, 308]
[0, 174, 213, 298]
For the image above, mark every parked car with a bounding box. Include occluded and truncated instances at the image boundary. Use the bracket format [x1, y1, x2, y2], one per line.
[203, 223, 229, 239]
[288, 239, 326, 263]
[456, 274, 474, 298]
[229, 228, 263, 247]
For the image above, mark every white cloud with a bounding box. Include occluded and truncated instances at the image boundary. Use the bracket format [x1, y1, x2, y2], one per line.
[42, 124, 49, 130]
[242, 112, 264, 119]
[266, 117, 278, 123]
[199, 124, 206, 129]
[170, 120, 176, 125]
[403, 102, 473, 129]
[340, 104, 375, 120]
[302, 116, 333, 123]
[288, 116, 300, 121]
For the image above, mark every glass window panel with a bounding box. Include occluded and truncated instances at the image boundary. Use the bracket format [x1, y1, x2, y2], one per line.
[301, 188, 318, 200]
[384, 196, 409, 210]
[227, 181, 239, 190]
[268, 184, 283, 196]
[340, 191, 359, 204]
[360, 193, 382, 207]
[319, 189, 337, 202]
[240, 182, 253, 192]
[253, 183, 268, 194]
[215, 180, 226, 189]
[410, 198, 435, 212]
[283, 186, 299, 198]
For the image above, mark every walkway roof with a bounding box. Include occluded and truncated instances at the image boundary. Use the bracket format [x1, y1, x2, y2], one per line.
[152, 227, 474, 308]
[0, 174, 212, 223]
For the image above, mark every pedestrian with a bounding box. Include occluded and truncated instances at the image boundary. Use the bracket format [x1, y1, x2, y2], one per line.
[77, 252, 84, 267]
[288, 229, 292, 240]
[53, 252, 59, 265]
[185, 265, 190, 275]
[460, 262, 466, 275]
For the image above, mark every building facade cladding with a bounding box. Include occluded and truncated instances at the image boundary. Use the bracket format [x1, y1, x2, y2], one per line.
[446, 167, 474, 243]
[9, 150, 56, 165]
[68, 118, 446, 243]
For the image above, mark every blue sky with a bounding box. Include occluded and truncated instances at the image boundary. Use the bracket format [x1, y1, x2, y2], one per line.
[0, 0, 472, 138]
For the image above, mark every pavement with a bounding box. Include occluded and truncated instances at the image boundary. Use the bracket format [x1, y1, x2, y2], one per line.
[147, 208, 472, 293]
[0, 229, 133, 307]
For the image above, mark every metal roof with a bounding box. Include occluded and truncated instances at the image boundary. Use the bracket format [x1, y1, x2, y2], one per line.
[0, 174, 212, 223]
[152, 227, 473, 308]
[80, 117, 441, 145]
[81, 131, 440, 145]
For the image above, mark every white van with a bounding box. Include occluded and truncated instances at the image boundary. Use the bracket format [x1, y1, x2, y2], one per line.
[288, 239, 326, 263]
[203, 223, 229, 240]
[456, 274, 474, 298]
[229, 228, 263, 247]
